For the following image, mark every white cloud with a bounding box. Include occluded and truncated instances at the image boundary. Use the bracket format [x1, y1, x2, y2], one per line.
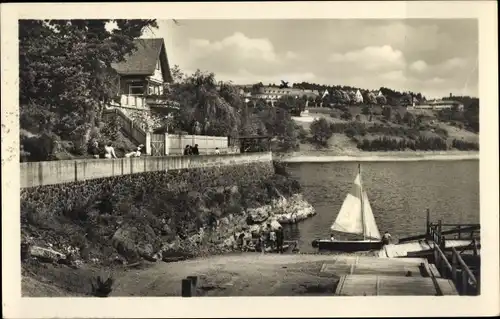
[409, 60, 428, 73]
[329, 45, 406, 72]
[189, 32, 277, 63]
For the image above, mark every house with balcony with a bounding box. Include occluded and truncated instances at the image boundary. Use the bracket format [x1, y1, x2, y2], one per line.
[110, 38, 177, 112]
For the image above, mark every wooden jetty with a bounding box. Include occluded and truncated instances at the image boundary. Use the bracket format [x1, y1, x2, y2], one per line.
[374, 210, 480, 296]
[335, 274, 458, 296]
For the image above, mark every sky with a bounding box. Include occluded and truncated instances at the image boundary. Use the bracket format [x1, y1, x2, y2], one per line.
[142, 19, 478, 99]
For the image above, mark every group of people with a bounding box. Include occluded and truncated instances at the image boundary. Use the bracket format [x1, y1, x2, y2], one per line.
[183, 144, 199, 155]
[183, 144, 221, 155]
[257, 225, 285, 254]
[89, 140, 143, 159]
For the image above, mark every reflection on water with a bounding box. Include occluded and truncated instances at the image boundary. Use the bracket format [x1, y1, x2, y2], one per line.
[281, 160, 480, 253]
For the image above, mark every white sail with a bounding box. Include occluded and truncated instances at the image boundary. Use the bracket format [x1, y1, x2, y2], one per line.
[330, 171, 381, 241]
[330, 173, 364, 235]
[362, 191, 382, 240]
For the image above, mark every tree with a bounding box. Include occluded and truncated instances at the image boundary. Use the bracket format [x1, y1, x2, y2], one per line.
[310, 118, 333, 146]
[276, 95, 306, 116]
[19, 19, 158, 153]
[376, 95, 387, 105]
[382, 106, 392, 121]
[169, 70, 239, 136]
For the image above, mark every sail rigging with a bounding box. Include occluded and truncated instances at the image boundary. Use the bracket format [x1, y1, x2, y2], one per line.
[330, 164, 381, 241]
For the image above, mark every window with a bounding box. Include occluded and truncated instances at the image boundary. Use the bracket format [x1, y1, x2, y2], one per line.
[129, 85, 144, 95]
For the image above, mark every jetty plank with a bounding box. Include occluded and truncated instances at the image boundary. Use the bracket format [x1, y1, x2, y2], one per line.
[381, 239, 475, 258]
[334, 274, 458, 296]
[320, 256, 426, 277]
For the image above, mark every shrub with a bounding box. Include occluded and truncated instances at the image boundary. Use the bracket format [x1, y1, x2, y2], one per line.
[452, 139, 479, 150]
[310, 118, 333, 146]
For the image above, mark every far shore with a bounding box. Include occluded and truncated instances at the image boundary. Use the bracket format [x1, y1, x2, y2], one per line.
[275, 150, 479, 163]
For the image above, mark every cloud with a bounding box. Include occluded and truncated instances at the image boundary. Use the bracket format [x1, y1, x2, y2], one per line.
[184, 32, 301, 77]
[328, 45, 406, 73]
[409, 60, 428, 73]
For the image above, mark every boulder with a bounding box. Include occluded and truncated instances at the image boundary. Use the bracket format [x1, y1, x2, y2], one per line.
[30, 246, 66, 263]
[111, 223, 160, 262]
[247, 207, 271, 224]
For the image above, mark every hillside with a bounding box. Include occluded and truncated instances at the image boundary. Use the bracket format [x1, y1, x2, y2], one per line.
[293, 106, 479, 155]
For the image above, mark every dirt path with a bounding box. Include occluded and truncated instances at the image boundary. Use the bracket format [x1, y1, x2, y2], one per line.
[110, 253, 347, 296]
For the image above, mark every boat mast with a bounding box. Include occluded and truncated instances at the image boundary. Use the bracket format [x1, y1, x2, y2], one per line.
[359, 163, 366, 240]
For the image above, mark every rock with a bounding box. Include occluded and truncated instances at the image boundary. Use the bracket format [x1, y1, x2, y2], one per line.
[227, 185, 239, 194]
[247, 207, 270, 224]
[268, 219, 282, 230]
[220, 217, 230, 226]
[30, 246, 66, 263]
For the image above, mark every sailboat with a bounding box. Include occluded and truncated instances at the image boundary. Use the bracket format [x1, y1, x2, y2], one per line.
[312, 164, 384, 252]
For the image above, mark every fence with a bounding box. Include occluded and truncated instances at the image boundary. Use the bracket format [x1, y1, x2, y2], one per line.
[20, 152, 273, 188]
[167, 134, 229, 155]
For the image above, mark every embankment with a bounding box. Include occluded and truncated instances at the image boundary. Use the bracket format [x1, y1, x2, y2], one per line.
[279, 151, 479, 163]
[21, 154, 315, 296]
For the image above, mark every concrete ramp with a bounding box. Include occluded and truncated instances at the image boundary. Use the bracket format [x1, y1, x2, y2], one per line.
[334, 274, 458, 296]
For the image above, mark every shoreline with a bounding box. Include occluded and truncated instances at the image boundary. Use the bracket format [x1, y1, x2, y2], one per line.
[276, 151, 479, 163]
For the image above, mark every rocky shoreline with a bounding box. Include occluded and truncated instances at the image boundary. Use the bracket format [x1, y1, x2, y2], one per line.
[22, 193, 316, 268]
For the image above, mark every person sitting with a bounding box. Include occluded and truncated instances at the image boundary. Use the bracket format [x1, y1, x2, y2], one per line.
[192, 144, 200, 155]
[382, 231, 392, 245]
[90, 140, 100, 159]
[214, 147, 220, 155]
[125, 144, 144, 158]
[330, 233, 335, 241]
[104, 142, 117, 159]
[183, 145, 191, 155]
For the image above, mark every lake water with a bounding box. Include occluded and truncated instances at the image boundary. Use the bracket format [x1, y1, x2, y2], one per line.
[283, 160, 480, 253]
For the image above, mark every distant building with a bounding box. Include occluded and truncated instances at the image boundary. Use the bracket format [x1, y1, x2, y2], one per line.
[413, 99, 464, 111]
[354, 89, 364, 103]
[245, 86, 320, 105]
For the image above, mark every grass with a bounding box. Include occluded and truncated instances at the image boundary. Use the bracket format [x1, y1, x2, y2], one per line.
[294, 105, 479, 153]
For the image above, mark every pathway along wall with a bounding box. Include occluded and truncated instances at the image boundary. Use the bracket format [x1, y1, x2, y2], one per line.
[20, 153, 272, 188]
[21, 156, 301, 265]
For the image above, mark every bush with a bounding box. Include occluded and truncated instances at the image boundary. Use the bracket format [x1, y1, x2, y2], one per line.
[357, 136, 448, 151]
[452, 139, 479, 150]
[310, 118, 333, 146]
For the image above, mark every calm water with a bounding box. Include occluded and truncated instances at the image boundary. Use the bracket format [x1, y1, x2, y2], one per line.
[283, 160, 480, 253]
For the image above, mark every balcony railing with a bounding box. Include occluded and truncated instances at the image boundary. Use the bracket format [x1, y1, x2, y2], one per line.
[120, 94, 146, 109]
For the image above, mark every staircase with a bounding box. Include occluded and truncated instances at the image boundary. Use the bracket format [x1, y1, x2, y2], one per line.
[102, 107, 150, 150]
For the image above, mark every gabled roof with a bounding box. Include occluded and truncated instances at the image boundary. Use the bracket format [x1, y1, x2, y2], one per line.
[111, 38, 172, 82]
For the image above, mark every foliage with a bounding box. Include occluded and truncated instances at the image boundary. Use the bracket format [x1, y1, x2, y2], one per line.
[19, 19, 158, 158]
[357, 136, 448, 151]
[376, 95, 387, 105]
[452, 139, 479, 150]
[382, 106, 392, 121]
[310, 118, 333, 146]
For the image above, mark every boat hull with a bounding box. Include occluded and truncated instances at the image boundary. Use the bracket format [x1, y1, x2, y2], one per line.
[314, 239, 384, 252]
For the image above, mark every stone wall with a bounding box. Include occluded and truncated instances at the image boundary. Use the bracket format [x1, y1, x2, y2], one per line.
[20, 160, 298, 264]
[20, 152, 272, 188]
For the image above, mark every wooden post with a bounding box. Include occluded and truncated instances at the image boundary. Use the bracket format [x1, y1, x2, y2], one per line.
[451, 251, 458, 283]
[433, 245, 439, 268]
[461, 270, 468, 295]
[426, 209, 430, 238]
[472, 239, 478, 256]
[182, 278, 192, 297]
[187, 275, 198, 292]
